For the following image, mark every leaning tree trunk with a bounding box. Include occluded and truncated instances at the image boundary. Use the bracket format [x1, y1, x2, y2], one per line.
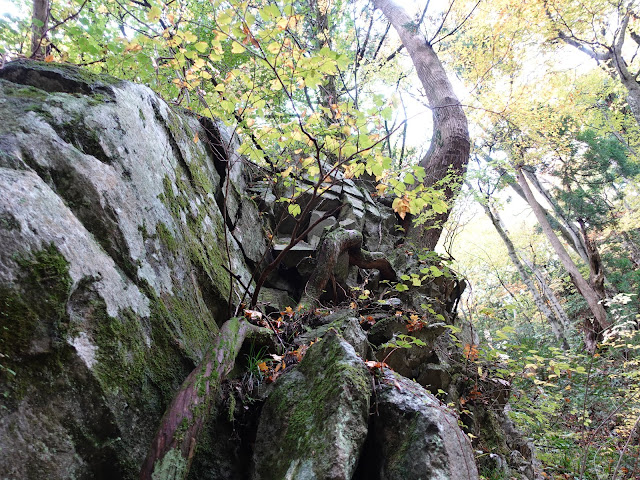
[495, 165, 590, 263]
[515, 166, 609, 352]
[481, 198, 570, 350]
[373, 0, 470, 251]
[141, 317, 270, 480]
[30, 0, 49, 59]
[523, 168, 590, 264]
[520, 256, 572, 334]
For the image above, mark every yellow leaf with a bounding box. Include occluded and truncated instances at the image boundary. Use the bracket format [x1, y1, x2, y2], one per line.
[231, 43, 246, 54]
[147, 5, 161, 21]
[193, 132, 199, 143]
[97, 4, 108, 14]
[267, 42, 281, 54]
[194, 41, 208, 53]
[270, 79, 282, 91]
[392, 196, 411, 220]
[276, 17, 289, 30]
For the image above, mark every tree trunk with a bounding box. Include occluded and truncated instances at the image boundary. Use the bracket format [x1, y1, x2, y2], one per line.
[373, 0, 470, 251]
[493, 165, 585, 262]
[481, 197, 570, 349]
[30, 0, 49, 59]
[141, 317, 270, 480]
[515, 166, 609, 352]
[621, 230, 640, 268]
[523, 169, 590, 264]
[520, 257, 572, 333]
[557, 13, 640, 127]
[577, 219, 611, 299]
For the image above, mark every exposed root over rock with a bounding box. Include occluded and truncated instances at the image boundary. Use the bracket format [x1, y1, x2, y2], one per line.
[298, 227, 397, 311]
[141, 317, 270, 480]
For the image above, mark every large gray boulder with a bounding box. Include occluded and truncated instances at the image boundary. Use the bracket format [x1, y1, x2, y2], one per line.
[252, 329, 371, 480]
[361, 370, 479, 480]
[0, 60, 254, 478]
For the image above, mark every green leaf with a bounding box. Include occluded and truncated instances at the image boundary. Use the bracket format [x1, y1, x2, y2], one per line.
[288, 204, 301, 217]
[430, 266, 443, 277]
[194, 41, 208, 53]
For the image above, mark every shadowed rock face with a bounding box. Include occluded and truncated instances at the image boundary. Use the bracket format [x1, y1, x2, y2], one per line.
[252, 330, 371, 480]
[361, 371, 479, 480]
[0, 60, 256, 479]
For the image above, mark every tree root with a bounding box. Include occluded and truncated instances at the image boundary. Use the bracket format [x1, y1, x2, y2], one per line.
[140, 317, 271, 480]
[298, 227, 397, 310]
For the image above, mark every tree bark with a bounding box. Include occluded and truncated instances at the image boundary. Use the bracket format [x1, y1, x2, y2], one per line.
[298, 227, 396, 310]
[481, 198, 570, 349]
[373, 0, 470, 251]
[515, 166, 609, 352]
[141, 317, 270, 480]
[556, 13, 640, 128]
[621, 230, 640, 269]
[30, 0, 49, 59]
[523, 169, 590, 264]
[520, 257, 572, 333]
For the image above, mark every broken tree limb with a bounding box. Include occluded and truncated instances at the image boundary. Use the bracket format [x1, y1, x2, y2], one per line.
[298, 227, 397, 310]
[140, 317, 271, 480]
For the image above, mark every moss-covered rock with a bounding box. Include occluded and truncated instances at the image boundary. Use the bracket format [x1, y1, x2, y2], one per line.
[0, 60, 254, 479]
[253, 329, 371, 480]
[357, 370, 479, 480]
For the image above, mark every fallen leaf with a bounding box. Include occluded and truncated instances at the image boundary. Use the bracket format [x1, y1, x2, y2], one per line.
[244, 309, 262, 321]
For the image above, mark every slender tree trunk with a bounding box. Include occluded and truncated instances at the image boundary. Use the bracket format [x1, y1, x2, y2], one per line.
[30, 0, 49, 59]
[141, 318, 270, 480]
[577, 219, 611, 299]
[515, 166, 609, 352]
[523, 169, 590, 263]
[373, 0, 470, 251]
[610, 47, 640, 128]
[556, 13, 640, 127]
[481, 197, 570, 349]
[520, 257, 572, 333]
[496, 165, 589, 263]
[621, 230, 640, 268]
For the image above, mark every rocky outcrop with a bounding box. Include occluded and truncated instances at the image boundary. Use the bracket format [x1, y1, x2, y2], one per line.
[0, 61, 535, 480]
[0, 60, 256, 478]
[358, 371, 478, 480]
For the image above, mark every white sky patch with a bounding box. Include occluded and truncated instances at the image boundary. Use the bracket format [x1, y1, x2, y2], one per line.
[0, 0, 20, 16]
